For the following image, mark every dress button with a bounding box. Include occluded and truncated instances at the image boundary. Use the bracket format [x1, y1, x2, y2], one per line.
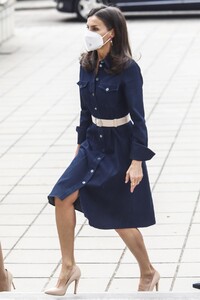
[99, 64, 102, 68]
[94, 107, 97, 110]
[92, 93, 95, 96]
[97, 157, 101, 160]
[90, 169, 94, 173]
[105, 88, 109, 92]
[96, 77, 99, 81]
[99, 135, 103, 138]
[82, 181, 86, 184]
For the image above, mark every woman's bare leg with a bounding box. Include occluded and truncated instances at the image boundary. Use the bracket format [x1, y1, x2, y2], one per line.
[0, 243, 7, 291]
[54, 191, 79, 287]
[116, 228, 157, 290]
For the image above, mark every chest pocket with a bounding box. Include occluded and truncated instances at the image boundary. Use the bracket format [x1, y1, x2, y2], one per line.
[98, 83, 119, 93]
[77, 80, 92, 97]
[77, 81, 88, 89]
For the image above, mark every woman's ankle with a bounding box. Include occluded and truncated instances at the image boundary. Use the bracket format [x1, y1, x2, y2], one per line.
[61, 261, 76, 270]
[141, 265, 155, 278]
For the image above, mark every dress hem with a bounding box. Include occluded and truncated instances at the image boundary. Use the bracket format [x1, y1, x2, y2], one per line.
[48, 194, 156, 230]
[88, 220, 156, 230]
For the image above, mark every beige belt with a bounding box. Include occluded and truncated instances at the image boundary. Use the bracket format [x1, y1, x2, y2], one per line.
[92, 114, 130, 127]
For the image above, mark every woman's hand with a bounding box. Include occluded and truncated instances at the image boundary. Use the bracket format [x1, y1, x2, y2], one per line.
[75, 144, 81, 157]
[125, 160, 143, 193]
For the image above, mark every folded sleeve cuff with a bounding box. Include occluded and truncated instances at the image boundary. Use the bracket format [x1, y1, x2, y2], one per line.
[130, 142, 155, 161]
[76, 126, 86, 145]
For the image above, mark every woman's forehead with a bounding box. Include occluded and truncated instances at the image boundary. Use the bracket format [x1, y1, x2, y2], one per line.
[87, 16, 106, 28]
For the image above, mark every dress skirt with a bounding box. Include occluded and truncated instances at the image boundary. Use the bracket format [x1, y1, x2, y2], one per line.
[48, 122, 156, 230]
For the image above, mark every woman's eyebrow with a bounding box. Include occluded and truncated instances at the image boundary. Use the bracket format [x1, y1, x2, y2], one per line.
[89, 25, 99, 29]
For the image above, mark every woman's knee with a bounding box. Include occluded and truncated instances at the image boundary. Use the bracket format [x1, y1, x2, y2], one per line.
[115, 228, 126, 236]
[115, 227, 138, 237]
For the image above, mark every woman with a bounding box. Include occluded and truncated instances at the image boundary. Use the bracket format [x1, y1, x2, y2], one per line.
[0, 243, 15, 292]
[45, 6, 159, 296]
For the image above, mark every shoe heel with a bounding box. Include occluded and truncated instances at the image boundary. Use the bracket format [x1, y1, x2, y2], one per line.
[74, 278, 80, 294]
[12, 281, 16, 290]
[155, 281, 159, 291]
[5, 269, 15, 291]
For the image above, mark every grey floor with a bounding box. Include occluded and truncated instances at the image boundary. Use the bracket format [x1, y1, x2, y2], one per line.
[0, 292, 200, 300]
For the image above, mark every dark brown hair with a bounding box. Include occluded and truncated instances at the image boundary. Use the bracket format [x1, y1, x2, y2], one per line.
[80, 6, 132, 74]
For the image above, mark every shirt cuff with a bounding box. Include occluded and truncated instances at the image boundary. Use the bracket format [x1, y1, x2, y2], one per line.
[76, 126, 86, 144]
[130, 141, 155, 161]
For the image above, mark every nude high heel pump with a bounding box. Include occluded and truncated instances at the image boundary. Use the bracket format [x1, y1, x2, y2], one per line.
[138, 270, 160, 292]
[5, 269, 15, 291]
[149, 270, 160, 291]
[44, 265, 81, 296]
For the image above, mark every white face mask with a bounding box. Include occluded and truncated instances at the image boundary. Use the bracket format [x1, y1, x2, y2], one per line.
[84, 29, 112, 52]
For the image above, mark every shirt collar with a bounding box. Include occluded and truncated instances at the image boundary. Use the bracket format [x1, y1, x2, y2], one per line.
[99, 54, 111, 69]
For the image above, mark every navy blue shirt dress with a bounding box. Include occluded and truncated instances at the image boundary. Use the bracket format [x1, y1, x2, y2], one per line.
[48, 57, 156, 230]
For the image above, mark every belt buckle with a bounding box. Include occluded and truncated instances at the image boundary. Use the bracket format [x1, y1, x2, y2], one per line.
[96, 118, 103, 127]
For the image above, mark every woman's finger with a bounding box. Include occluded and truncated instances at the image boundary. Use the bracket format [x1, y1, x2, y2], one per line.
[130, 177, 143, 192]
[130, 179, 136, 192]
[125, 171, 130, 183]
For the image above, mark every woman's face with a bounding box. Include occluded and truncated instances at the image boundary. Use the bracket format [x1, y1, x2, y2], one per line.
[87, 15, 113, 42]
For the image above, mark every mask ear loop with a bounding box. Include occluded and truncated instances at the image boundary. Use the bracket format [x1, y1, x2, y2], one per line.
[102, 31, 113, 47]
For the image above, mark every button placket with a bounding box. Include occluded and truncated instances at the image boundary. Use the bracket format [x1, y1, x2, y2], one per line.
[81, 168, 95, 186]
[93, 73, 100, 117]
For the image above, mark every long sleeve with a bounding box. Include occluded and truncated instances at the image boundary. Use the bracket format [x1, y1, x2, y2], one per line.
[123, 61, 155, 161]
[76, 82, 92, 145]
